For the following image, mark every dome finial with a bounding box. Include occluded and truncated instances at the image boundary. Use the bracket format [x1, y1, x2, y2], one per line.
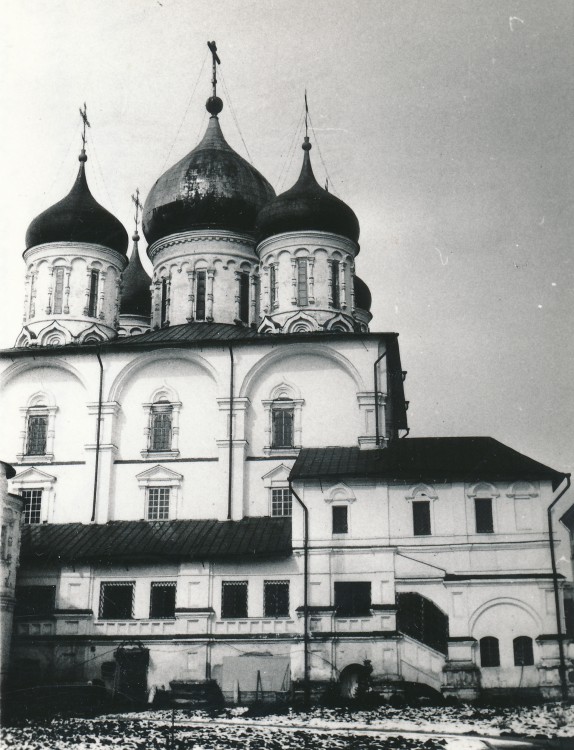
[302, 91, 312, 151]
[206, 40, 223, 116]
[78, 102, 90, 163]
[131, 188, 143, 243]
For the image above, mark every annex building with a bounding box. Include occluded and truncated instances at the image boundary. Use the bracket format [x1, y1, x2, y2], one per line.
[1, 51, 572, 704]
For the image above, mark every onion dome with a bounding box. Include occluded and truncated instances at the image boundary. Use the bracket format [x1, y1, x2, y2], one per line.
[120, 232, 151, 316]
[25, 151, 129, 256]
[142, 101, 275, 246]
[256, 137, 360, 244]
[354, 275, 372, 311]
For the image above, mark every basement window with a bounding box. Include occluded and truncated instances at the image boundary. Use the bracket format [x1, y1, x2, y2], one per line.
[99, 582, 134, 620]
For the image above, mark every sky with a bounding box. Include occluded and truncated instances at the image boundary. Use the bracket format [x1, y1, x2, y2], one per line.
[1, 0, 572, 474]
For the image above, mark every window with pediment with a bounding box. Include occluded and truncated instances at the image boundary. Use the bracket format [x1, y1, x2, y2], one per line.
[18, 393, 57, 463]
[141, 386, 182, 459]
[262, 383, 304, 456]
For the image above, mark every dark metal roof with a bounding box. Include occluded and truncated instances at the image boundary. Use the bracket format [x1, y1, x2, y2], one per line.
[21, 516, 292, 564]
[354, 275, 372, 311]
[119, 236, 152, 317]
[290, 438, 567, 489]
[110, 321, 263, 346]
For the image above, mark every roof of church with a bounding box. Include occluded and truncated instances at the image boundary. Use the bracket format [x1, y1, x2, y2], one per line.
[119, 233, 151, 316]
[291, 438, 567, 489]
[20, 516, 291, 563]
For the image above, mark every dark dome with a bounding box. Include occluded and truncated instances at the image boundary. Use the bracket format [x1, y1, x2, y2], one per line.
[143, 115, 275, 246]
[256, 138, 360, 244]
[25, 153, 129, 256]
[354, 275, 372, 311]
[120, 234, 151, 316]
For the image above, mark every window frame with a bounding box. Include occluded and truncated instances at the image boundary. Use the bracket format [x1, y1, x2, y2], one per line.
[26, 413, 48, 456]
[88, 269, 99, 318]
[141, 388, 182, 459]
[263, 580, 290, 618]
[271, 487, 292, 517]
[15, 585, 56, 619]
[475, 497, 494, 534]
[269, 263, 277, 309]
[412, 500, 432, 536]
[149, 401, 173, 453]
[22, 488, 43, 525]
[271, 401, 295, 449]
[99, 581, 135, 620]
[146, 486, 171, 521]
[221, 581, 248, 619]
[332, 505, 349, 535]
[330, 259, 340, 308]
[149, 581, 177, 619]
[53, 267, 65, 315]
[296, 259, 308, 306]
[195, 269, 206, 321]
[262, 384, 304, 456]
[238, 271, 250, 324]
[513, 636, 534, 667]
[479, 636, 500, 667]
[334, 581, 372, 617]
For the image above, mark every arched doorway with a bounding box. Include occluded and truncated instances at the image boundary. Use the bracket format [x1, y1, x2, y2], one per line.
[339, 663, 365, 699]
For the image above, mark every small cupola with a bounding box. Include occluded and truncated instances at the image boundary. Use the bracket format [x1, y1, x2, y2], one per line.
[118, 190, 152, 337]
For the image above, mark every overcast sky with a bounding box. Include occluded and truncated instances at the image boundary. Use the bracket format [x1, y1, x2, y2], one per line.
[1, 0, 572, 474]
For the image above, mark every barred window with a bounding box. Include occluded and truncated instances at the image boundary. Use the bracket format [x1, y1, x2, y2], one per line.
[196, 270, 206, 321]
[53, 268, 65, 315]
[330, 260, 340, 307]
[513, 636, 534, 666]
[479, 636, 500, 667]
[147, 487, 170, 520]
[150, 402, 172, 451]
[26, 414, 48, 455]
[221, 581, 248, 618]
[22, 489, 42, 524]
[150, 582, 176, 618]
[99, 582, 134, 619]
[272, 404, 294, 448]
[264, 581, 290, 617]
[271, 488, 292, 517]
[297, 259, 308, 306]
[88, 270, 99, 318]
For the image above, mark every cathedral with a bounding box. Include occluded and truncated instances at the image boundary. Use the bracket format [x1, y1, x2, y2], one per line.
[1, 46, 572, 704]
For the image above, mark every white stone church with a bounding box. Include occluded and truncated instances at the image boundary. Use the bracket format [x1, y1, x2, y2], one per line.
[1, 53, 572, 704]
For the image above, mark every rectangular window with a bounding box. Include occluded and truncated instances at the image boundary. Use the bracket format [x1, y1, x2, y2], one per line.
[160, 278, 168, 325]
[53, 268, 65, 315]
[264, 581, 290, 617]
[239, 272, 250, 323]
[15, 586, 56, 618]
[150, 406, 172, 451]
[22, 489, 43, 524]
[271, 488, 292, 517]
[99, 582, 134, 620]
[150, 582, 176, 618]
[26, 414, 48, 455]
[475, 498, 494, 533]
[297, 259, 308, 306]
[334, 582, 371, 616]
[147, 487, 170, 520]
[269, 264, 277, 307]
[272, 406, 294, 448]
[195, 270, 206, 321]
[88, 270, 99, 317]
[221, 581, 248, 618]
[332, 505, 348, 534]
[330, 260, 340, 307]
[413, 501, 431, 536]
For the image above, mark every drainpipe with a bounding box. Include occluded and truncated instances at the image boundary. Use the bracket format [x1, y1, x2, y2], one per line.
[547, 473, 571, 700]
[373, 350, 387, 447]
[227, 346, 234, 520]
[289, 478, 310, 709]
[91, 349, 104, 523]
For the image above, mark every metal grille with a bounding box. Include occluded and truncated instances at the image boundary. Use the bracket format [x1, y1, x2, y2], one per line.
[99, 581, 135, 620]
[150, 582, 176, 618]
[272, 406, 294, 448]
[22, 489, 42, 524]
[53, 268, 65, 315]
[147, 487, 170, 520]
[221, 581, 248, 618]
[26, 414, 47, 455]
[196, 270, 206, 321]
[297, 259, 308, 305]
[271, 488, 292, 517]
[88, 270, 99, 317]
[150, 407, 172, 451]
[331, 260, 340, 307]
[264, 580, 290, 617]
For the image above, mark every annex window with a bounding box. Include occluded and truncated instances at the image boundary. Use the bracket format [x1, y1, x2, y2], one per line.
[239, 272, 250, 323]
[221, 581, 248, 618]
[475, 498, 494, 534]
[513, 636, 534, 666]
[269, 264, 277, 308]
[272, 402, 294, 449]
[53, 268, 65, 315]
[22, 489, 43, 525]
[195, 270, 206, 321]
[26, 413, 48, 456]
[15, 586, 56, 618]
[297, 259, 308, 306]
[99, 582, 134, 620]
[330, 260, 340, 307]
[147, 487, 170, 520]
[88, 270, 99, 318]
[334, 582, 371, 616]
[271, 487, 292, 517]
[332, 505, 348, 534]
[160, 278, 168, 325]
[479, 636, 500, 667]
[413, 500, 431, 536]
[149, 401, 173, 452]
[150, 582, 176, 618]
[264, 581, 290, 617]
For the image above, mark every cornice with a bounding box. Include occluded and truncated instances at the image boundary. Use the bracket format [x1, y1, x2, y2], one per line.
[147, 230, 256, 261]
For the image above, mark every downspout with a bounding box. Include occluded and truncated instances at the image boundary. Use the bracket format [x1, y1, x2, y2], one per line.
[289, 478, 310, 709]
[90, 349, 104, 523]
[374, 350, 387, 447]
[227, 346, 234, 520]
[547, 473, 571, 700]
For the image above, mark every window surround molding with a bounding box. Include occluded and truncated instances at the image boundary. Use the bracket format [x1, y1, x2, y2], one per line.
[323, 482, 356, 505]
[405, 483, 438, 502]
[11, 467, 57, 524]
[262, 382, 304, 456]
[18, 392, 57, 463]
[262, 464, 293, 517]
[136, 464, 183, 521]
[466, 482, 500, 500]
[505, 481, 538, 499]
[141, 385, 182, 459]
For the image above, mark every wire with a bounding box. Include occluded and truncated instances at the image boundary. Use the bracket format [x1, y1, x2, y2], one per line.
[220, 70, 253, 164]
[159, 49, 209, 173]
[45, 124, 79, 202]
[86, 128, 116, 212]
[276, 105, 306, 192]
[308, 110, 340, 198]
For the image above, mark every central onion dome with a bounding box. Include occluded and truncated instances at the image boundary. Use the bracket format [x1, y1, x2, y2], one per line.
[25, 151, 129, 256]
[142, 97, 275, 247]
[256, 137, 360, 244]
